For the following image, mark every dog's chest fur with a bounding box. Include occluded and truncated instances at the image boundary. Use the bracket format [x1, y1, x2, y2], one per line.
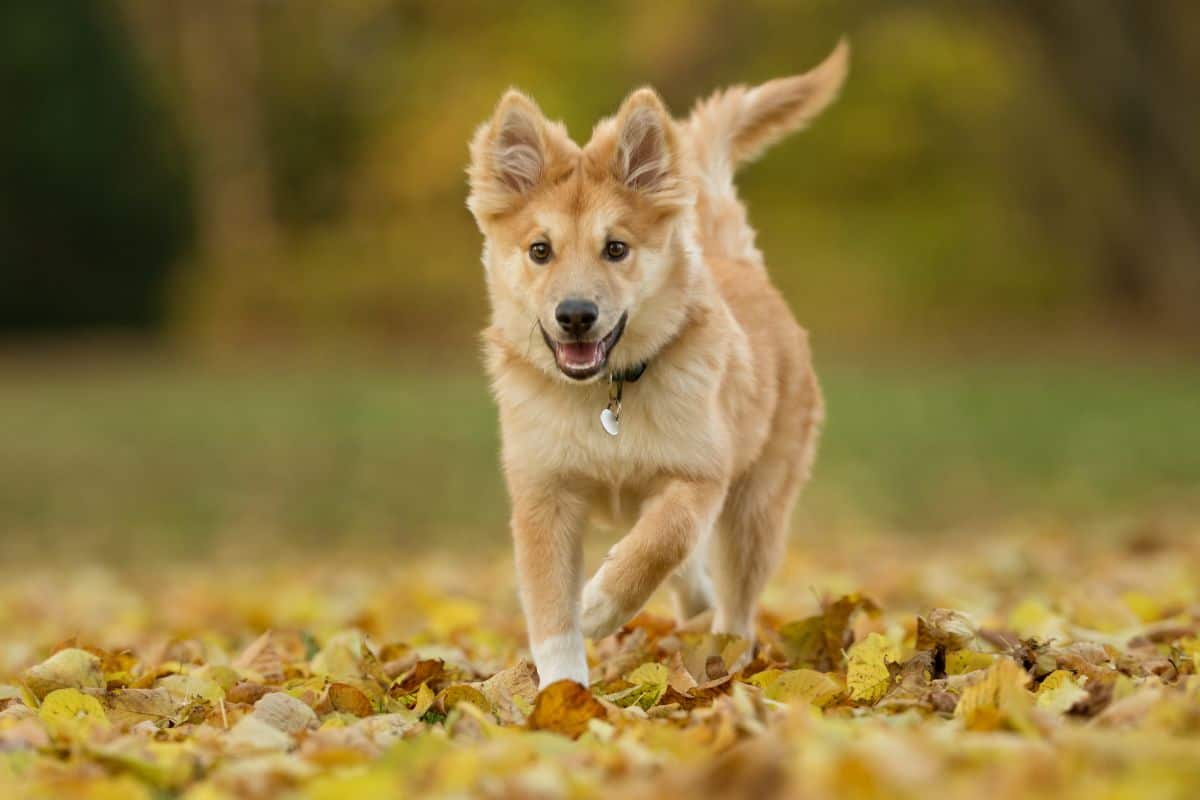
[495, 362, 729, 488]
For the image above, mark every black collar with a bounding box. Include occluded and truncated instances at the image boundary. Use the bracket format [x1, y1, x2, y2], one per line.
[611, 361, 648, 383]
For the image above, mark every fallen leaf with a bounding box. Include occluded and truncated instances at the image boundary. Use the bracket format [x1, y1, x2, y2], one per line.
[916, 609, 978, 651]
[945, 650, 996, 675]
[527, 680, 606, 738]
[607, 662, 669, 710]
[436, 684, 490, 715]
[754, 668, 844, 707]
[954, 658, 1037, 734]
[24, 648, 105, 700]
[253, 692, 318, 734]
[328, 683, 374, 717]
[1035, 670, 1090, 715]
[226, 714, 294, 753]
[38, 688, 110, 739]
[479, 660, 538, 724]
[779, 594, 879, 671]
[846, 633, 899, 704]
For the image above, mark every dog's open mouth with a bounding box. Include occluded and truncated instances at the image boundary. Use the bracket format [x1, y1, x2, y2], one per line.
[542, 312, 627, 381]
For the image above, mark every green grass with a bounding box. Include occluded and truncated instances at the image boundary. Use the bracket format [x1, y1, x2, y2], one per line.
[1, 351, 1197, 559]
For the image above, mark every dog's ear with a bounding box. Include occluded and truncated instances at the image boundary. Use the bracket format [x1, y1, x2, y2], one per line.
[468, 90, 553, 219]
[610, 89, 687, 210]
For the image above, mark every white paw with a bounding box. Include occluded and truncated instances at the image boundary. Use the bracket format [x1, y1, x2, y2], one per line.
[580, 579, 628, 640]
[531, 631, 588, 688]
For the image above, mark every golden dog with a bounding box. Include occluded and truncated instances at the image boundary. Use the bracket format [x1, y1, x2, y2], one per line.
[467, 42, 847, 686]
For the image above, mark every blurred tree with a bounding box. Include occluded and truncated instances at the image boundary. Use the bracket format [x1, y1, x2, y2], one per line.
[0, 0, 193, 332]
[1002, 0, 1200, 329]
[8, 0, 1197, 343]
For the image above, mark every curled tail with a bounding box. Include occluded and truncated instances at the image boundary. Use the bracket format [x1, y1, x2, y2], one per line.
[685, 40, 849, 258]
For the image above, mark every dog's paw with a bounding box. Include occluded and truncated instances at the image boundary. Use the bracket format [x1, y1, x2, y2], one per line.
[580, 579, 629, 640]
[531, 631, 589, 688]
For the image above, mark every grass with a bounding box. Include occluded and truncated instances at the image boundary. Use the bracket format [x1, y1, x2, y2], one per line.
[1, 349, 1198, 560]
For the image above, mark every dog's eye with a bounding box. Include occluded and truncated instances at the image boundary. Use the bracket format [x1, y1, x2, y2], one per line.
[529, 242, 552, 264]
[603, 241, 629, 262]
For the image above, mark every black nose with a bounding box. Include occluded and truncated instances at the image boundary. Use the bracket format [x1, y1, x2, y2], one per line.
[555, 299, 598, 337]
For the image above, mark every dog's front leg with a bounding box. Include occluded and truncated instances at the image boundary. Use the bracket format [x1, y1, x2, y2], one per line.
[581, 479, 725, 639]
[510, 479, 589, 687]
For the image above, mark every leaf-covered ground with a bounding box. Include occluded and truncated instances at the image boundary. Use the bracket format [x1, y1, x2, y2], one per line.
[2, 522, 1199, 799]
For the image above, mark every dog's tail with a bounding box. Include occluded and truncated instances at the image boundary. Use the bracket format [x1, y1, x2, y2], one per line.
[685, 40, 848, 256]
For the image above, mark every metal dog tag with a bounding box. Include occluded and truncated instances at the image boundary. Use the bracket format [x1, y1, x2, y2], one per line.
[600, 374, 625, 436]
[600, 406, 620, 436]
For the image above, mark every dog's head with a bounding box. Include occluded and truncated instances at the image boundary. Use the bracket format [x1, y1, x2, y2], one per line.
[468, 89, 694, 383]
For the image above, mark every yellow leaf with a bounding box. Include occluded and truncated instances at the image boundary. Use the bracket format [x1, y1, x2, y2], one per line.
[758, 669, 843, 707]
[1008, 599, 1059, 640]
[945, 650, 996, 675]
[1119, 591, 1163, 623]
[24, 648, 104, 700]
[310, 631, 368, 682]
[1035, 670, 1089, 715]
[417, 594, 482, 638]
[608, 662, 669, 710]
[90, 739, 199, 791]
[846, 633, 899, 704]
[779, 594, 879, 671]
[955, 658, 1036, 734]
[436, 684, 491, 715]
[411, 682, 436, 718]
[38, 688, 109, 738]
[159, 673, 225, 706]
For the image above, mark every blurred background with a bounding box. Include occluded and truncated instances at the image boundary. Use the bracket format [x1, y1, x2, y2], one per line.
[2, 0, 1198, 561]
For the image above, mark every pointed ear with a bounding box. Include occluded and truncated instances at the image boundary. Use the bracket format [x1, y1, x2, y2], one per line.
[610, 89, 687, 209]
[468, 90, 551, 219]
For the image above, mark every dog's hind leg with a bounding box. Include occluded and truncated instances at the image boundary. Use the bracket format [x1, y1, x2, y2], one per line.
[667, 525, 715, 622]
[713, 363, 822, 651]
[711, 405, 819, 652]
[711, 465, 799, 645]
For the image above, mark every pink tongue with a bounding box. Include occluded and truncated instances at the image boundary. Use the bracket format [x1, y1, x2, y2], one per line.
[558, 341, 602, 368]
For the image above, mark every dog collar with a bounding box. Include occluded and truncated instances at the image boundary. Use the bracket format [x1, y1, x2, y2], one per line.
[600, 360, 649, 437]
[611, 361, 648, 383]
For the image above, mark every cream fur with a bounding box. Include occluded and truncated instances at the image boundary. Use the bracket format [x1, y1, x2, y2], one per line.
[467, 42, 847, 688]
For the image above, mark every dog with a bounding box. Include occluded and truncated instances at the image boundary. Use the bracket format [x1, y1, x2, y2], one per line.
[467, 42, 847, 687]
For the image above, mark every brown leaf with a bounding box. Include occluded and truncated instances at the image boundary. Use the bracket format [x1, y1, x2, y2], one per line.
[916, 609, 978, 652]
[527, 680, 606, 738]
[233, 631, 286, 683]
[329, 682, 374, 717]
[104, 687, 195, 727]
[479, 660, 538, 725]
[227, 681, 270, 706]
[392, 659, 446, 695]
